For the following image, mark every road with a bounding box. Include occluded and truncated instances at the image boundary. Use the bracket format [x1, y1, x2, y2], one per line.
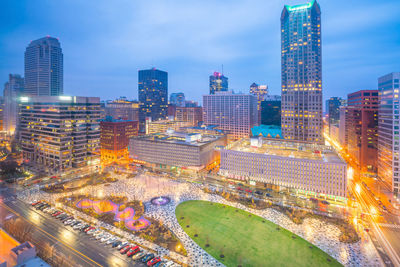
[0, 186, 147, 267]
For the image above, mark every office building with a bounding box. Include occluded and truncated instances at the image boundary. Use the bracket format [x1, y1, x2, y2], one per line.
[138, 68, 168, 129]
[175, 106, 203, 126]
[281, 1, 323, 143]
[105, 98, 139, 121]
[18, 96, 100, 173]
[130, 130, 227, 171]
[185, 100, 198, 107]
[180, 125, 225, 136]
[219, 138, 347, 200]
[100, 118, 139, 164]
[146, 119, 192, 134]
[203, 91, 258, 139]
[338, 106, 348, 148]
[326, 97, 345, 130]
[378, 73, 400, 195]
[250, 83, 268, 124]
[24, 36, 63, 96]
[261, 96, 281, 126]
[170, 92, 186, 107]
[209, 72, 228, 94]
[346, 90, 378, 172]
[3, 74, 24, 135]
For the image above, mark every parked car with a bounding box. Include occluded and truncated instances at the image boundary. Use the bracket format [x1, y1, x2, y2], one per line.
[120, 245, 132, 254]
[31, 201, 41, 206]
[142, 253, 155, 263]
[133, 251, 146, 260]
[100, 234, 112, 243]
[112, 240, 122, 248]
[117, 242, 128, 250]
[245, 189, 252, 193]
[237, 187, 243, 191]
[321, 200, 330, 205]
[254, 191, 263, 195]
[106, 237, 117, 245]
[265, 193, 272, 198]
[127, 246, 140, 257]
[147, 257, 161, 266]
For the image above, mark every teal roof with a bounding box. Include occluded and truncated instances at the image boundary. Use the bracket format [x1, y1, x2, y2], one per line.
[285, 0, 315, 11]
[251, 125, 282, 138]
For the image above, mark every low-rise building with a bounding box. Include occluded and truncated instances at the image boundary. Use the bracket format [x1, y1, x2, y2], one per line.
[129, 130, 227, 171]
[219, 138, 347, 201]
[145, 119, 192, 134]
[175, 106, 203, 126]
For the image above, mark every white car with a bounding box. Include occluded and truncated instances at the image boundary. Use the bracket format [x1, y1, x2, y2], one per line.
[162, 261, 174, 267]
[45, 208, 55, 214]
[117, 241, 128, 250]
[96, 233, 106, 240]
[100, 234, 112, 243]
[73, 223, 83, 230]
[106, 237, 117, 245]
[132, 250, 146, 260]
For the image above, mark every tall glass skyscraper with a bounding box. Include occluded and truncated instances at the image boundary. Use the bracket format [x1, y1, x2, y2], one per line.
[24, 36, 63, 96]
[281, 0, 322, 143]
[209, 72, 228, 94]
[3, 74, 24, 135]
[378, 72, 400, 196]
[138, 68, 168, 128]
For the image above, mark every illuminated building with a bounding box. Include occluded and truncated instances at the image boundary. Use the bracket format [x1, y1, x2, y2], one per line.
[105, 98, 139, 121]
[378, 72, 400, 195]
[145, 119, 192, 134]
[219, 138, 347, 200]
[24, 36, 63, 96]
[250, 83, 268, 124]
[346, 90, 378, 172]
[338, 106, 349, 148]
[18, 96, 100, 173]
[138, 68, 168, 130]
[3, 75, 24, 135]
[175, 106, 203, 126]
[100, 118, 138, 164]
[203, 91, 258, 139]
[261, 95, 281, 126]
[209, 72, 228, 95]
[180, 125, 225, 136]
[129, 130, 227, 170]
[281, 0, 323, 143]
[170, 92, 185, 107]
[326, 97, 345, 132]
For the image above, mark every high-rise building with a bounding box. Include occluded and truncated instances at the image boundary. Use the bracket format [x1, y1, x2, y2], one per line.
[170, 92, 186, 107]
[338, 106, 348, 148]
[3, 74, 24, 135]
[203, 91, 258, 139]
[250, 83, 268, 124]
[209, 72, 228, 95]
[105, 98, 139, 121]
[261, 95, 281, 126]
[346, 90, 378, 172]
[281, 0, 323, 143]
[326, 97, 345, 131]
[24, 36, 63, 96]
[378, 72, 400, 195]
[18, 96, 100, 173]
[100, 118, 139, 164]
[146, 119, 192, 135]
[175, 106, 203, 126]
[138, 68, 168, 129]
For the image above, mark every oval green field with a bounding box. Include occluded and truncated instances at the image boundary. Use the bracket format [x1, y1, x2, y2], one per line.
[176, 200, 342, 267]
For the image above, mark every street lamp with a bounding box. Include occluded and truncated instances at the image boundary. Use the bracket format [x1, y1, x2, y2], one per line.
[355, 184, 361, 194]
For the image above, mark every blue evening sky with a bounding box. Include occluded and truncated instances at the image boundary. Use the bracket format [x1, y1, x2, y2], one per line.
[1, 0, 399, 104]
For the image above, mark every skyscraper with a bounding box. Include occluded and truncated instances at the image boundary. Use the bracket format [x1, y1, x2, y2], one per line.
[203, 91, 258, 139]
[209, 72, 228, 94]
[378, 72, 400, 196]
[281, 0, 322, 143]
[250, 83, 268, 124]
[138, 68, 168, 129]
[24, 36, 63, 96]
[326, 97, 345, 131]
[3, 74, 24, 135]
[170, 92, 186, 107]
[261, 95, 281, 126]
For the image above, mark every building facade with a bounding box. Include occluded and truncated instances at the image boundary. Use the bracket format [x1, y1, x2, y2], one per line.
[146, 119, 192, 134]
[24, 36, 63, 96]
[261, 97, 281, 126]
[281, 0, 323, 143]
[326, 97, 345, 131]
[18, 96, 100, 173]
[175, 106, 203, 126]
[203, 92, 258, 139]
[138, 68, 168, 129]
[250, 83, 268, 124]
[100, 119, 139, 164]
[3, 74, 24, 135]
[209, 72, 228, 95]
[346, 90, 378, 172]
[129, 131, 227, 170]
[219, 138, 347, 200]
[105, 98, 139, 121]
[378, 72, 400, 195]
[170, 92, 186, 107]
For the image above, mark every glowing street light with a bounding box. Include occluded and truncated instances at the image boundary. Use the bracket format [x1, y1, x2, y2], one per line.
[355, 183, 361, 194]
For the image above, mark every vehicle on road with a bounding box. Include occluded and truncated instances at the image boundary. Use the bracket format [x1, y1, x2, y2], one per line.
[147, 257, 161, 266]
[106, 237, 117, 245]
[120, 245, 132, 254]
[112, 240, 122, 248]
[117, 242, 128, 250]
[132, 251, 146, 260]
[31, 201, 41, 206]
[100, 234, 112, 243]
[127, 246, 140, 257]
[142, 253, 155, 263]
[52, 211, 62, 217]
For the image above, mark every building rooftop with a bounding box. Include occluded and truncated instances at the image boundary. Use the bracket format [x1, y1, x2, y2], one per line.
[0, 228, 20, 266]
[227, 138, 345, 164]
[251, 125, 282, 138]
[132, 130, 224, 147]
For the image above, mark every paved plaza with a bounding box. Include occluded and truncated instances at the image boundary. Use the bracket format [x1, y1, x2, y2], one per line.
[19, 173, 382, 266]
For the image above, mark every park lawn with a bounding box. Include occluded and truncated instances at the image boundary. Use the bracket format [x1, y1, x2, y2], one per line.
[176, 200, 342, 267]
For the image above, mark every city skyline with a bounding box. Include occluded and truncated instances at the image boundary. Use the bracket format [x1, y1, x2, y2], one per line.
[1, 0, 399, 103]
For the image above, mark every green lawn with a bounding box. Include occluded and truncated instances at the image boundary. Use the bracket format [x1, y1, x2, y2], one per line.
[176, 200, 342, 267]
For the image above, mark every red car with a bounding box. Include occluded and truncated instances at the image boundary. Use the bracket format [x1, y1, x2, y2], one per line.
[127, 246, 140, 257]
[245, 189, 252, 193]
[52, 211, 62, 217]
[237, 187, 243, 191]
[120, 245, 131, 254]
[147, 257, 161, 266]
[84, 226, 95, 233]
[31, 201, 41, 206]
